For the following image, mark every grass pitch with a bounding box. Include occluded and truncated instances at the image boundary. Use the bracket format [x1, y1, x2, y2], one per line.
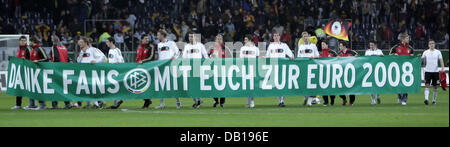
[0, 89, 448, 127]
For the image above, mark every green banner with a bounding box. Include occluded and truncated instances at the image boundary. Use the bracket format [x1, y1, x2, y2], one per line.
[6, 56, 421, 101]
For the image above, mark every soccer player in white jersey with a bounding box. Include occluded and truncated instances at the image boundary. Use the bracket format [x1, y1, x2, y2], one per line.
[422, 40, 445, 105]
[155, 29, 182, 109]
[265, 31, 294, 107]
[182, 32, 209, 108]
[297, 32, 320, 107]
[240, 34, 260, 108]
[365, 40, 384, 105]
[105, 37, 125, 109]
[75, 37, 106, 109]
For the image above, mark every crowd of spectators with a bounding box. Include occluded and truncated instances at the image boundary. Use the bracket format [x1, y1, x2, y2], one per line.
[0, 0, 448, 52]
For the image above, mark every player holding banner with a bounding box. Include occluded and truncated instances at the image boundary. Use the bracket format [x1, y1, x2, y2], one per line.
[75, 37, 107, 109]
[337, 41, 358, 106]
[105, 37, 125, 109]
[390, 34, 415, 106]
[318, 40, 339, 106]
[182, 32, 209, 109]
[209, 34, 227, 108]
[11, 36, 31, 110]
[49, 36, 72, 109]
[240, 34, 260, 108]
[265, 31, 294, 107]
[421, 40, 445, 105]
[297, 32, 320, 107]
[365, 40, 384, 105]
[137, 35, 156, 109]
[155, 29, 182, 109]
[26, 37, 49, 110]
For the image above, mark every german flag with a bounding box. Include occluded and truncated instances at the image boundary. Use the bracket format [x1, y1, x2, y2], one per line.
[173, 24, 181, 36]
[122, 24, 131, 33]
[324, 19, 352, 41]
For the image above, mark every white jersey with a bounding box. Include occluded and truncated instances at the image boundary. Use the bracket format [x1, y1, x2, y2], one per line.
[77, 47, 106, 63]
[422, 49, 443, 72]
[108, 47, 124, 63]
[158, 40, 180, 60]
[266, 42, 294, 58]
[182, 42, 209, 59]
[297, 43, 319, 58]
[240, 45, 260, 58]
[365, 49, 384, 56]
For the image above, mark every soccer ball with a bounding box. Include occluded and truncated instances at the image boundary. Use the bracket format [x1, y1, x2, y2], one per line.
[311, 97, 321, 105]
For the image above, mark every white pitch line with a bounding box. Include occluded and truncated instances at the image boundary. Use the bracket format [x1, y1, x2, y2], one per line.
[119, 109, 432, 116]
[120, 109, 287, 115]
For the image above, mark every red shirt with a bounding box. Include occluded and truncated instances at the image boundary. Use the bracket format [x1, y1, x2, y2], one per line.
[50, 43, 69, 62]
[16, 45, 29, 59]
[209, 43, 226, 58]
[390, 43, 414, 55]
[136, 43, 150, 63]
[415, 26, 424, 39]
[253, 34, 260, 45]
[30, 43, 48, 61]
[339, 49, 358, 57]
[280, 33, 291, 44]
[320, 48, 338, 57]
[440, 72, 447, 90]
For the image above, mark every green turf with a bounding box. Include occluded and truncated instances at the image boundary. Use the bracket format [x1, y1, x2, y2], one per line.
[0, 89, 448, 127]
